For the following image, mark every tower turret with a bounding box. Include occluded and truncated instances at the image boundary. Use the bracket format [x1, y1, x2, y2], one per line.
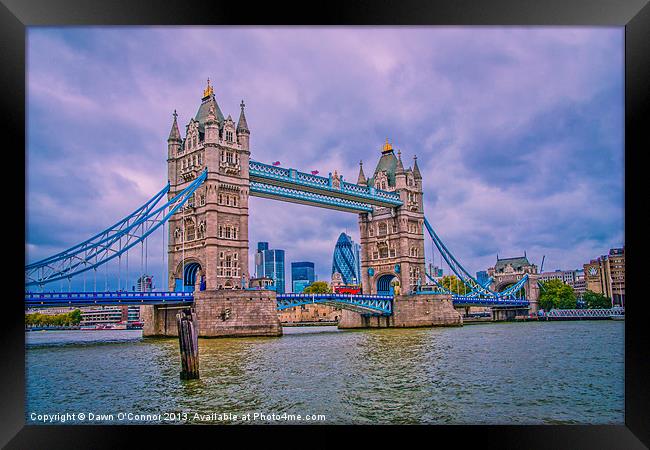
[237, 100, 250, 151]
[395, 149, 406, 189]
[167, 110, 182, 158]
[357, 160, 367, 186]
[204, 104, 219, 144]
[413, 155, 422, 180]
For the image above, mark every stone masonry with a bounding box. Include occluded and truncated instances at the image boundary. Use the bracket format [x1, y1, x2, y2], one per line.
[338, 293, 462, 329]
[142, 289, 282, 337]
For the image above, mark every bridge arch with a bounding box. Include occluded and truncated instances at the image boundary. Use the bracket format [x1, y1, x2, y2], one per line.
[174, 258, 205, 292]
[375, 273, 398, 296]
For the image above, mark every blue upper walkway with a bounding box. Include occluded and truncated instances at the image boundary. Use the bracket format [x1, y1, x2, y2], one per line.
[248, 160, 403, 213]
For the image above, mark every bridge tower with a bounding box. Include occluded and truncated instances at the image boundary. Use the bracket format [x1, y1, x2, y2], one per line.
[166, 80, 251, 292]
[488, 255, 540, 313]
[358, 140, 426, 295]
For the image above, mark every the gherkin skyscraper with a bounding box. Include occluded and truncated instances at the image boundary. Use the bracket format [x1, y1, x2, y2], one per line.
[331, 233, 361, 285]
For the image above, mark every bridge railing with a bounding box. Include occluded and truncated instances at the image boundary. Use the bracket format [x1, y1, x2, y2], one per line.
[249, 160, 402, 205]
[543, 308, 624, 318]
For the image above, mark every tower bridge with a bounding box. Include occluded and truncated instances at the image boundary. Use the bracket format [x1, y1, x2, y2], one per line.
[25, 79, 539, 337]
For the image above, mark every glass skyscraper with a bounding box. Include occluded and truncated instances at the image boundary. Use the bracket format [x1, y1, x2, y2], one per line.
[255, 242, 286, 294]
[331, 233, 361, 285]
[291, 261, 315, 293]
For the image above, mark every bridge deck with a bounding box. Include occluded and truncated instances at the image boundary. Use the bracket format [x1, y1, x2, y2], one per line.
[26, 291, 530, 310]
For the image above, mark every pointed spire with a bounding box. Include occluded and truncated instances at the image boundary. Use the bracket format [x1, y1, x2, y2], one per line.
[382, 137, 393, 154]
[357, 160, 367, 186]
[203, 78, 214, 98]
[413, 155, 422, 179]
[396, 149, 405, 174]
[237, 100, 249, 133]
[168, 109, 181, 142]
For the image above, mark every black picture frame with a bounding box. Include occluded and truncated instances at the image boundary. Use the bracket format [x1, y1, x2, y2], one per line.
[3, 0, 648, 447]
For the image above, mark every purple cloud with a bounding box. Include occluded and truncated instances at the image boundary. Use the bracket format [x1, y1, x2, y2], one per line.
[26, 27, 624, 287]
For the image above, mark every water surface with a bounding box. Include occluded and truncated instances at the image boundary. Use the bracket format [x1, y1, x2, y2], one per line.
[26, 321, 624, 425]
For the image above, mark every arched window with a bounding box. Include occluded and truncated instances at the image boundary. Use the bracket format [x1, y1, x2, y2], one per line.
[378, 223, 387, 236]
[369, 226, 375, 237]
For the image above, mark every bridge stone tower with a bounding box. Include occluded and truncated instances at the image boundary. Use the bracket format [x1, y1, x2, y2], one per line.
[487, 255, 540, 313]
[357, 140, 426, 295]
[166, 80, 251, 292]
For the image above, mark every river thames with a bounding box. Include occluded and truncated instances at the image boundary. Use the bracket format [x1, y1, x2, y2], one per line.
[26, 321, 624, 425]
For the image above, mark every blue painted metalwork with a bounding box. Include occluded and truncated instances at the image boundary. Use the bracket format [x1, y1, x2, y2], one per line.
[25, 291, 194, 308]
[250, 180, 374, 213]
[542, 307, 624, 318]
[249, 160, 402, 209]
[376, 274, 396, 296]
[452, 296, 529, 307]
[26, 290, 394, 315]
[182, 263, 202, 292]
[420, 254, 530, 307]
[276, 293, 393, 315]
[25, 171, 208, 287]
[423, 217, 496, 297]
[25, 183, 170, 270]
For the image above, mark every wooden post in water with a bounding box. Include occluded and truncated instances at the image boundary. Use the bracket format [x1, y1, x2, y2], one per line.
[177, 308, 199, 380]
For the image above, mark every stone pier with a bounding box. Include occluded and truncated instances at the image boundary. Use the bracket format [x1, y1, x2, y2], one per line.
[142, 289, 282, 338]
[338, 293, 462, 329]
[491, 307, 529, 322]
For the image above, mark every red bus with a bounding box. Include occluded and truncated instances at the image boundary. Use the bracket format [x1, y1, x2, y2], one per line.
[334, 286, 362, 295]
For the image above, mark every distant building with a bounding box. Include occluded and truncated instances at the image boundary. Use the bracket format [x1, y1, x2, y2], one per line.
[291, 261, 315, 293]
[539, 269, 586, 298]
[331, 232, 361, 286]
[476, 270, 489, 286]
[135, 274, 154, 292]
[255, 242, 286, 294]
[487, 254, 538, 292]
[429, 263, 443, 278]
[572, 269, 586, 298]
[249, 276, 274, 290]
[538, 269, 576, 284]
[584, 247, 625, 306]
[80, 306, 125, 326]
[278, 304, 341, 323]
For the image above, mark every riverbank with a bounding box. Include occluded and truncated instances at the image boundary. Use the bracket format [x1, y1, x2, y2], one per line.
[281, 321, 338, 327]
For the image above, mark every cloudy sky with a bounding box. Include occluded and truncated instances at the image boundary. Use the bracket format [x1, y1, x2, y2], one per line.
[26, 27, 624, 289]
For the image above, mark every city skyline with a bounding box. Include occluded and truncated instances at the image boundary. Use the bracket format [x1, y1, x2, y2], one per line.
[26, 27, 624, 285]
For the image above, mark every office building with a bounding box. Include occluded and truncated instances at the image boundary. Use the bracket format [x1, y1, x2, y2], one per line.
[255, 242, 286, 294]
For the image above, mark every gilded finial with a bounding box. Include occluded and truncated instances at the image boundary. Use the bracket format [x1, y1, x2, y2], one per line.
[382, 137, 393, 153]
[173, 109, 178, 120]
[203, 78, 214, 98]
[240, 100, 245, 109]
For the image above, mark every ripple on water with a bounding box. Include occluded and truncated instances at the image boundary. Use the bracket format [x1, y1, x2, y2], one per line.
[26, 321, 624, 425]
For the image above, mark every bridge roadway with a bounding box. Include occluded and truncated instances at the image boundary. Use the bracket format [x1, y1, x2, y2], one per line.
[25, 291, 529, 313]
